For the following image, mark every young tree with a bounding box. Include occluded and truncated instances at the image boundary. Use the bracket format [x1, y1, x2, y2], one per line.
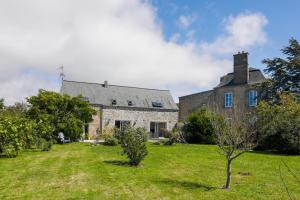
[212, 117, 256, 189]
[119, 125, 148, 166]
[261, 38, 300, 102]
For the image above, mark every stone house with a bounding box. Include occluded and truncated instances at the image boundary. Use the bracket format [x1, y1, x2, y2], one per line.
[179, 52, 266, 121]
[61, 80, 178, 138]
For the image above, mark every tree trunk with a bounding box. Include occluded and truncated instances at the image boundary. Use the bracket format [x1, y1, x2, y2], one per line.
[225, 158, 232, 189]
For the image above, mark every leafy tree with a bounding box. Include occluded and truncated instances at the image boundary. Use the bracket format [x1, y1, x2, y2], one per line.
[119, 125, 148, 166]
[255, 94, 300, 154]
[0, 115, 35, 157]
[182, 107, 217, 144]
[27, 90, 96, 142]
[212, 117, 256, 189]
[261, 38, 300, 102]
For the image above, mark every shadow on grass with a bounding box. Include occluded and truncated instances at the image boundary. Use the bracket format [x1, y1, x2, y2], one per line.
[157, 178, 218, 191]
[104, 160, 131, 167]
[248, 150, 298, 156]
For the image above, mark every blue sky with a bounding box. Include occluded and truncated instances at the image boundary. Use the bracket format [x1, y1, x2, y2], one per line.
[152, 0, 300, 70]
[0, 0, 299, 104]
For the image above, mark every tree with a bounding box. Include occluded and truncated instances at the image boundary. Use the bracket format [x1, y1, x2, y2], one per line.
[27, 90, 96, 141]
[182, 107, 217, 144]
[212, 117, 256, 189]
[261, 38, 300, 102]
[255, 94, 300, 154]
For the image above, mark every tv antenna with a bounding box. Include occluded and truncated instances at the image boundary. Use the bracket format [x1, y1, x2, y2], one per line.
[58, 65, 65, 82]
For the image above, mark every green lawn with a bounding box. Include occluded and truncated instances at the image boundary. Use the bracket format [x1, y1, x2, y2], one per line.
[0, 143, 299, 200]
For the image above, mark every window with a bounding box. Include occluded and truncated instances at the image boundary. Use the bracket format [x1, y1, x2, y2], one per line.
[152, 101, 163, 108]
[224, 92, 233, 108]
[127, 100, 133, 106]
[248, 90, 257, 107]
[150, 122, 167, 138]
[115, 120, 131, 130]
[111, 99, 117, 105]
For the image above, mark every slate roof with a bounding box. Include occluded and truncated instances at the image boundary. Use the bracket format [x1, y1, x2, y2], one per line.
[61, 80, 178, 110]
[216, 67, 266, 88]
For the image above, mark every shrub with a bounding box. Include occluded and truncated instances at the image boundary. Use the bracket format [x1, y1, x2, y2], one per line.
[101, 127, 115, 140]
[182, 108, 217, 144]
[255, 94, 300, 154]
[0, 115, 35, 157]
[120, 125, 148, 166]
[103, 138, 118, 146]
[35, 138, 53, 151]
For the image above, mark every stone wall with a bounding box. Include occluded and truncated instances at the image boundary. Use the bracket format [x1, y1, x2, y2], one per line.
[179, 84, 258, 121]
[87, 107, 101, 139]
[102, 107, 178, 132]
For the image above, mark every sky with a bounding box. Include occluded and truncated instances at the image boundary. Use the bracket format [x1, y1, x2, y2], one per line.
[0, 0, 299, 105]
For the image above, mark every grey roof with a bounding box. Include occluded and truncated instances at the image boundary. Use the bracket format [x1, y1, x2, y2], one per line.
[216, 67, 266, 88]
[61, 80, 178, 110]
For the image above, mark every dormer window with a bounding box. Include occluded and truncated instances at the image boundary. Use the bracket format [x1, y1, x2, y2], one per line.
[152, 101, 163, 108]
[111, 99, 117, 105]
[128, 100, 133, 106]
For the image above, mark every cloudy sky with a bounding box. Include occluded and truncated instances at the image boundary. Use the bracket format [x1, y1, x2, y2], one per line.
[0, 0, 299, 105]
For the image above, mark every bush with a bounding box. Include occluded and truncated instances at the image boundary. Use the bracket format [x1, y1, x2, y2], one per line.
[103, 138, 118, 146]
[120, 125, 148, 166]
[182, 108, 217, 144]
[35, 138, 53, 151]
[255, 94, 300, 154]
[0, 115, 35, 157]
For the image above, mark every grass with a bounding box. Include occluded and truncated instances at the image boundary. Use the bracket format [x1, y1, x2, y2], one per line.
[0, 143, 299, 200]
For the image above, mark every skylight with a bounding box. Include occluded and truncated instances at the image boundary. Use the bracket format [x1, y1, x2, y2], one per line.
[152, 101, 163, 108]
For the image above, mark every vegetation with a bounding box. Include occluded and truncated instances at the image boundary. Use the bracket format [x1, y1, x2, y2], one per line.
[182, 108, 217, 144]
[255, 94, 300, 154]
[260, 38, 300, 102]
[0, 143, 299, 199]
[27, 90, 96, 142]
[0, 90, 96, 158]
[119, 125, 148, 166]
[212, 117, 256, 189]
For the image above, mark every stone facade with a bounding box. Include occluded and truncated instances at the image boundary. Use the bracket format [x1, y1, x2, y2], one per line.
[179, 52, 266, 121]
[87, 106, 178, 138]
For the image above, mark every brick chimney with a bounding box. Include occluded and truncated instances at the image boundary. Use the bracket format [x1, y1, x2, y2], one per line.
[233, 51, 249, 84]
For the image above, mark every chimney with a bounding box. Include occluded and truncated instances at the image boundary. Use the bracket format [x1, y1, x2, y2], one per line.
[233, 51, 249, 84]
[104, 80, 108, 88]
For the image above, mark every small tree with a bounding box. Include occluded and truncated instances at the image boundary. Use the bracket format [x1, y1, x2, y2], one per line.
[212, 117, 256, 189]
[120, 125, 148, 166]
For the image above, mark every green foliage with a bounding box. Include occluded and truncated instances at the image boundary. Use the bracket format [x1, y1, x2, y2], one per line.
[103, 138, 118, 146]
[35, 138, 53, 151]
[182, 107, 217, 144]
[120, 125, 148, 166]
[163, 127, 185, 145]
[27, 90, 96, 142]
[255, 94, 300, 154]
[261, 38, 300, 102]
[0, 115, 35, 157]
[0, 98, 4, 110]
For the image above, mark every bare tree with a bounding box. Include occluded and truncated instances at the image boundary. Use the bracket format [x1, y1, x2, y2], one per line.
[212, 117, 256, 189]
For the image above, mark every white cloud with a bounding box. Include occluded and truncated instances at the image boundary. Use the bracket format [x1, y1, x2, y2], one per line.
[0, 1, 268, 105]
[201, 12, 268, 54]
[177, 14, 197, 29]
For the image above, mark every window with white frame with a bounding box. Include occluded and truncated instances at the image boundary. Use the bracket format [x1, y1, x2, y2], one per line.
[224, 92, 233, 108]
[248, 90, 258, 107]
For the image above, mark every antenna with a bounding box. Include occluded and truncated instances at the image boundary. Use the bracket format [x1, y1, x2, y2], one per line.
[58, 65, 65, 82]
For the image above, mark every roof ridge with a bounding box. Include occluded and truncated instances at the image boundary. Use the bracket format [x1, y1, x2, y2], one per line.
[63, 80, 170, 92]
